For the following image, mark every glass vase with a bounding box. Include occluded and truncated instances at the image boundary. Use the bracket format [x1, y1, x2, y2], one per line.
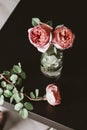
[40, 45, 63, 78]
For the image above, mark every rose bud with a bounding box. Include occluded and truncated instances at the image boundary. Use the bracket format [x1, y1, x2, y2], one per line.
[46, 84, 61, 106]
[28, 23, 53, 53]
[52, 25, 75, 50]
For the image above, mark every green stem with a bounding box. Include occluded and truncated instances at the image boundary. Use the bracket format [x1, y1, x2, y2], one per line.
[24, 93, 46, 101]
[0, 73, 15, 88]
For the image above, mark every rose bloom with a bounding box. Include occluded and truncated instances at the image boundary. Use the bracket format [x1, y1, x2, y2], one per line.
[28, 23, 53, 53]
[52, 25, 75, 50]
[46, 84, 61, 106]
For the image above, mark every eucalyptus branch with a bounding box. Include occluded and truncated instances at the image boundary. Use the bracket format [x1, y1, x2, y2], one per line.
[0, 74, 15, 88]
[24, 93, 46, 101]
[0, 63, 61, 119]
[0, 73, 46, 102]
[0, 63, 35, 119]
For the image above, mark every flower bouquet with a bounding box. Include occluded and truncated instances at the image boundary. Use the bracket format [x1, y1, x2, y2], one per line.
[28, 18, 75, 78]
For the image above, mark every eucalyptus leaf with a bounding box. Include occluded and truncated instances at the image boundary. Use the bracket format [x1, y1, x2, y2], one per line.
[20, 71, 26, 79]
[4, 90, 12, 97]
[12, 88, 18, 94]
[32, 18, 40, 26]
[46, 20, 53, 26]
[0, 95, 4, 105]
[7, 84, 13, 90]
[13, 93, 21, 103]
[0, 88, 3, 95]
[18, 62, 21, 68]
[24, 102, 33, 111]
[10, 69, 14, 75]
[10, 96, 14, 103]
[19, 108, 28, 119]
[13, 65, 22, 74]
[16, 78, 22, 86]
[3, 71, 10, 76]
[35, 89, 39, 97]
[19, 93, 24, 100]
[30, 92, 35, 99]
[20, 87, 24, 93]
[14, 102, 23, 111]
[10, 74, 18, 83]
[13, 93, 24, 103]
[1, 81, 6, 87]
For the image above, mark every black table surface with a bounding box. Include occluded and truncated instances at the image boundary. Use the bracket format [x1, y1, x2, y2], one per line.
[0, 0, 87, 130]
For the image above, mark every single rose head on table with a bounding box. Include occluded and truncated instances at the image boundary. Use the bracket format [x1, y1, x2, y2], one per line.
[46, 84, 61, 106]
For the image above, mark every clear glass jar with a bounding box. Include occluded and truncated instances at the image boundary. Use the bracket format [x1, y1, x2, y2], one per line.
[40, 45, 63, 78]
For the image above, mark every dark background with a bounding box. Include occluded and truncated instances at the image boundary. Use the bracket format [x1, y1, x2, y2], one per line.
[0, 0, 87, 130]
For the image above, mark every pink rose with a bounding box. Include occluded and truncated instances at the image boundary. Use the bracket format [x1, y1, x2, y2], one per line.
[28, 23, 53, 52]
[46, 84, 61, 106]
[52, 25, 75, 50]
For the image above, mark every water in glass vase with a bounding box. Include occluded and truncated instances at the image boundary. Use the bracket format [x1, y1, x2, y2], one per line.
[40, 45, 63, 78]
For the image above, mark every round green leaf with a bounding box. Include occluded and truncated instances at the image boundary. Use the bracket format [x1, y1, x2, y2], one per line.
[30, 92, 35, 99]
[20, 71, 26, 79]
[13, 65, 22, 74]
[19, 93, 24, 100]
[7, 84, 13, 90]
[13, 93, 23, 103]
[0, 95, 4, 105]
[10, 96, 14, 103]
[20, 87, 24, 93]
[12, 88, 18, 94]
[1, 81, 6, 87]
[35, 89, 39, 97]
[18, 62, 21, 68]
[10, 74, 18, 83]
[14, 102, 23, 111]
[3, 71, 10, 76]
[13, 93, 21, 103]
[0, 88, 3, 95]
[46, 20, 53, 26]
[4, 90, 12, 97]
[19, 108, 28, 119]
[24, 102, 33, 111]
[32, 18, 40, 26]
[16, 78, 22, 86]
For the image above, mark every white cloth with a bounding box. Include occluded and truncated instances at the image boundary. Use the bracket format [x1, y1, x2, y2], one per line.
[3, 110, 52, 130]
[0, 105, 55, 130]
[0, 0, 20, 30]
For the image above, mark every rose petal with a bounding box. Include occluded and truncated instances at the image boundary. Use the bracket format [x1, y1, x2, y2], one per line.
[37, 42, 50, 53]
[53, 42, 64, 50]
[28, 28, 35, 45]
[46, 84, 61, 106]
[40, 22, 53, 32]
